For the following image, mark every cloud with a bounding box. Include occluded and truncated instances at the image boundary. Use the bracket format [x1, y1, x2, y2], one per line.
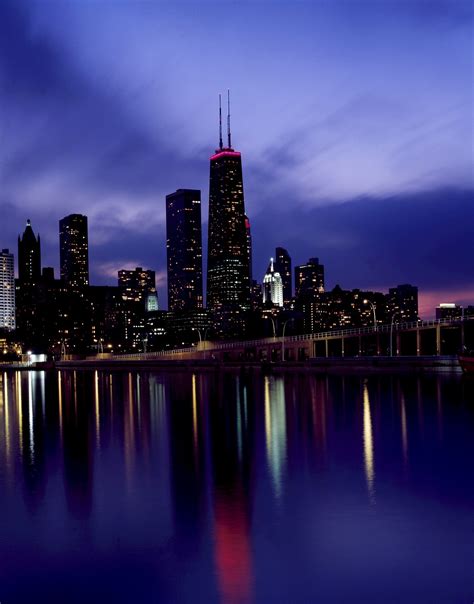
[0, 0, 471, 317]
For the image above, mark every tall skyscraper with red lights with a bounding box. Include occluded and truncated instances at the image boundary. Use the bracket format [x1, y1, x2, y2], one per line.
[207, 93, 250, 321]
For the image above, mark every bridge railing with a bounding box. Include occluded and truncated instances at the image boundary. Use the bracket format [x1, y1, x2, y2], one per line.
[88, 316, 471, 360]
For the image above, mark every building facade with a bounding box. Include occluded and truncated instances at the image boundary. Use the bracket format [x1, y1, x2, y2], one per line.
[387, 284, 418, 322]
[0, 249, 15, 331]
[166, 189, 203, 311]
[275, 247, 292, 305]
[59, 214, 89, 288]
[207, 97, 250, 315]
[118, 267, 156, 304]
[436, 303, 463, 321]
[262, 258, 284, 307]
[295, 257, 325, 301]
[18, 219, 41, 283]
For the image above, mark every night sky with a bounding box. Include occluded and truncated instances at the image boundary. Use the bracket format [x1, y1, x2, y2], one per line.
[0, 0, 472, 317]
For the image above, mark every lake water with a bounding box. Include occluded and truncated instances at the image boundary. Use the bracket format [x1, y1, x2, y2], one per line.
[0, 369, 472, 603]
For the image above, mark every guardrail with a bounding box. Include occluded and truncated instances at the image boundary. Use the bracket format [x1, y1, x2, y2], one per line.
[88, 316, 471, 361]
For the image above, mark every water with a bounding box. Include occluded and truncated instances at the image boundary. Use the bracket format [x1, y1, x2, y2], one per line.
[0, 369, 472, 604]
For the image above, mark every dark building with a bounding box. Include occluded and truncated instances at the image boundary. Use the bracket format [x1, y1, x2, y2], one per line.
[88, 285, 123, 352]
[166, 189, 203, 312]
[59, 214, 89, 288]
[274, 247, 292, 305]
[387, 284, 418, 322]
[435, 303, 463, 321]
[118, 267, 157, 351]
[207, 94, 251, 318]
[118, 267, 156, 304]
[295, 257, 325, 301]
[296, 286, 388, 335]
[18, 219, 41, 283]
[245, 215, 253, 283]
[16, 220, 41, 347]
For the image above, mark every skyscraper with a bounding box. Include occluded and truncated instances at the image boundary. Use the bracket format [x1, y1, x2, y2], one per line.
[18, 219, 41, 283]
[0, 249, 15, 331]
[295, 257, 325, 301]
[166, 189, 203, 311]
[262, 258, 284, 307]
[275, 247, 292, 305]
[59, 214, 89, 288]
[207, 93, 250, 315]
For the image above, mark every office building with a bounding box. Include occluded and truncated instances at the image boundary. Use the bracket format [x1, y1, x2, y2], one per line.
[262, 258, 284, 307]
[59, 214, 89, 288]
[275, 247, 292, 305]
[166, 189, 203, 311]
[207, 93, 250, 313]
[387, 284, 418, 322]
[0, 249, 15, 331]
[295, 257, 325, 301]
[436, 303, 463, 321]
[118, 267, 156, 304]
[18, 219, 41, 283]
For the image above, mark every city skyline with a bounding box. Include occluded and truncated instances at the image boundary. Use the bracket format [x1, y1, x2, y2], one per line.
[0, 0, 472, 318]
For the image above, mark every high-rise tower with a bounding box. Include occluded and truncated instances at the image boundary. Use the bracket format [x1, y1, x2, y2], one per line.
[263, 258, 284, 307]
[275, 247, 292, 305]
[0, 249, 15, 331]
[207, 93, 250, 316]
[59, 214, 89, 288]
[295, 257, 324, 301]
[18, 219, 41, 283]
[166, 189, 203, 311]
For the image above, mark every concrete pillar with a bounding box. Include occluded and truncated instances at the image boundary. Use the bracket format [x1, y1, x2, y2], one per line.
[341, 337, 345, 358]
[416, 328, 421, 356]
[396, 333, 401, 356]
[325, 339, 329, 358]
[436, 325, 441, 356]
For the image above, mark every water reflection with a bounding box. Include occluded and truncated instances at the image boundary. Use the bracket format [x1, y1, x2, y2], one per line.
[0, 370, 471, 604]
[264, 376, 287, 500]
[209, 374, 254, 604]
[362, 382, 375, 504]
[400, 393, 409, 467]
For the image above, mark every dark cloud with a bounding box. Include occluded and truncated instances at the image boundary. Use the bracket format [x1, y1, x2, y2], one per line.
[0, 0, 471, 319]
[250, 187, 474, 294]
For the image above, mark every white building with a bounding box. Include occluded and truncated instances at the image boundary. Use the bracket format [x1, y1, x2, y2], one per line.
[263, 258, 284, 307]
[0, 249, 15, 331]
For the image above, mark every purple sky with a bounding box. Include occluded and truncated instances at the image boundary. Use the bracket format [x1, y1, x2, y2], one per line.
[0, 0, 472, 317]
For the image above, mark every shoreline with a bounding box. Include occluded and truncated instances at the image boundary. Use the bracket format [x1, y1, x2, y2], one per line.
[1, 355, 463, 374]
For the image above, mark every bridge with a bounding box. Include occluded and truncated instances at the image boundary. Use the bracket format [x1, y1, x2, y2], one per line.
[90, 317, 473, 363]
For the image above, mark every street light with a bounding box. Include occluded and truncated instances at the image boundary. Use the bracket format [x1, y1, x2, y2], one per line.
[192, 327, 202, 346]
[363, 299, 377, 331]
[281, 318, 294, 362]
[265, 316, 277, 340]
[390, 312, 399, 357]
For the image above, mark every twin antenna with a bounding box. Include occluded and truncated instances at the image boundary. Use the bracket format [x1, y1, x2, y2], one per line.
[218, 90, 232, 150]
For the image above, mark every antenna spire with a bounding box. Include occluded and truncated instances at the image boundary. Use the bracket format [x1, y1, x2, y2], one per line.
[218, 94, 223, 150]
[227, 89, 232, 148]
